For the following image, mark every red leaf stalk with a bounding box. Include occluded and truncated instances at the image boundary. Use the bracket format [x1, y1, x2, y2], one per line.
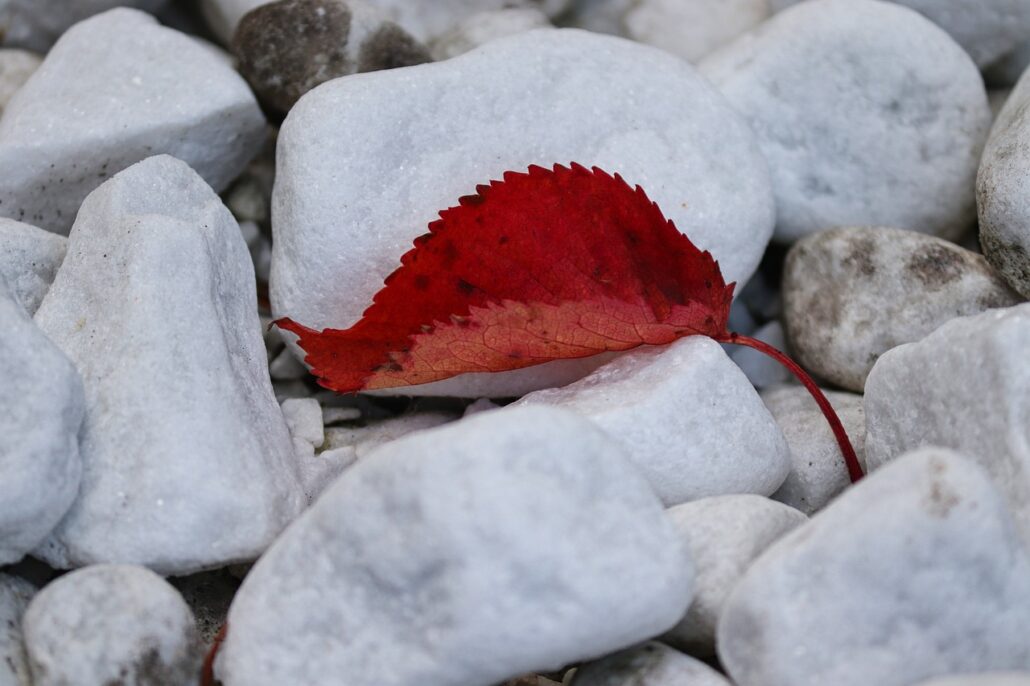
[200, 623, 227, 686]
[716, 332, 864, 483]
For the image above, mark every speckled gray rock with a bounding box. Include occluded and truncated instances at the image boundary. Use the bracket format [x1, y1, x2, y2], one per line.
[573, 643, 732, 686]
[217, 407, 694, 686]
[517, 337, 791, 506]
[864, 303, 1030, 548]
[664, 496, 806, 656]
[272, 28, 775, 396]
[0, 574, 34, 686]
[233, 0, 430, 114]
[0, 280, 83, 566]
[718, 448, 1030, 686]
[22, 565, 200, 686]
[977, 63, 1030, 299]
[0, 8, 266, 235]
[701, 0, 991, 243]
[430, 8, 551, 61]
[625, 0, 770, 62]
[917, 676, 1030, 686]
[762, 385, 866, 514]
[33, 156, 304, 575]
[0, 0, 169, 52]
[0, 218, 65, 315]
[0, 49, 39, 115]
[771, 0, 1030, 68]
[783, 227, 1020, 391]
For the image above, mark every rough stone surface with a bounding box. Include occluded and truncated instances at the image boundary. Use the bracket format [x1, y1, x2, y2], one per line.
[22, 565, 200, 686]
[0, 574, 35, 686]
[33, 156, 304, 575]
[217, 407, 694, 686]
[978, 62, 1030, 299]
[572, 643, 732, 686]
[272, 28, 775, 396]
[233, 0, 430, 114]
[783, 226, 1020, 391]
[719, 448, 1030, 686]
[517, 337, 791, 505]
[663, 495, 807, 655]
[0, 0, 169, 52]
[625, 0, 770, 62]
[0, 218, 65, 315]
[701, 0, 991, 243]
[771, 0, 1030, 68]
[0, 279, 83, 566]
[864, 303, 1030, 547]
[0, 49, 39, 116]
[431, 8, 551, 61]
[762, 385, 866, 514]
[0, 8, 266, 235]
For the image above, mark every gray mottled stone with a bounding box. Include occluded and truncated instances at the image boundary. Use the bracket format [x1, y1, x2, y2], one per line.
[573, 643, 732, 686]
[0, 218, 65, 315]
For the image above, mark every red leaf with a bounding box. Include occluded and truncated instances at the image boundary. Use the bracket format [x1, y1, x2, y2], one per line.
[276, 162, 864, 483]
[276, 163, 734, 391]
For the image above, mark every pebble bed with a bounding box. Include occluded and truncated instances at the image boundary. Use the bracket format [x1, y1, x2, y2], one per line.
[1, 1, 1029, 685]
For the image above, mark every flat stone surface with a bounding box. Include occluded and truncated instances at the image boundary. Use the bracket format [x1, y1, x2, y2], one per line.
[701, 0, 990, 243]
[978, 62, 1030, 299]
[783, 226, 1019, 391]
[33, 156, 304, 575]
[0, 218, 65, 316]
[0, 8, 266, 235]
[0, 279, 83, 566]
[217, 407, 693, 686]
[864, 303, 1030, 548]
[719, 448, 1030, 686]
[22, 565, 200, 686]
[272, 28, 775, 396]
[517, 337, 791, 505]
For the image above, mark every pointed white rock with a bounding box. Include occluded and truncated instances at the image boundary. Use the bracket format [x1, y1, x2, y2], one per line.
[0, 8, 265, 235]
[217, 407, 694, 686]
[33, 156, 304, 576]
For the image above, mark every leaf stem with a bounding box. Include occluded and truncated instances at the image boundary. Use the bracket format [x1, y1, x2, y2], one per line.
[715, 332, 864, 484]
[200, 623, 227, 686]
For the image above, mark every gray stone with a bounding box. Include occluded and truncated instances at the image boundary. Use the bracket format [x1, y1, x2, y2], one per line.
[718, 448, 1030, 686]
[572, 643, 732, 686]
[33, 156, 304, 575]
[233, 0, 430, 114]
[977, 62, 1030, 299]
[762, 384, 866, 514]
[0, 574, 34, 686]
[517, 337, 791, 506]
[22, 565, 200, 686]
[272, 28, 775, 396]
[916, 676, 1030, 686]
[625, 0, 770, 62]
[701, 0, 991, 243]
[0, 279, 83, 566]
[783, 227, 1019, 391]
[0, 218, 65, 315]
[216, 407, 694, 686]
[864, 303, 1030, 548]
[0, 8, 266, 235]
[0, 49, 39, 116]
[728, 320, 791, 389]
[0, 0, 168, 52]
[430, 8, 551, 61]
[663, 495, 807, 655]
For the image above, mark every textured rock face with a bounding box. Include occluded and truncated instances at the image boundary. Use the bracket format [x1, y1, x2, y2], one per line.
[0, 8, 266, 235]
[33, 156, 305, 575]
[0, 573, 35, 686]
[217, 407, 694, 686]
[271, 28, 775, 396]
[0, 278, 83, 567]
[233, 0, 430, 113]
[978, 62, 1030, 299]
[702, 0, 991, 243]
[718, 448, 1030, 686]
[22, 565, 200, 686]
[783, 226, 1020, 391]
[0, 218, 65, 315]
[864, 303, 1030, 548]
[517, 337, 791, 505]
